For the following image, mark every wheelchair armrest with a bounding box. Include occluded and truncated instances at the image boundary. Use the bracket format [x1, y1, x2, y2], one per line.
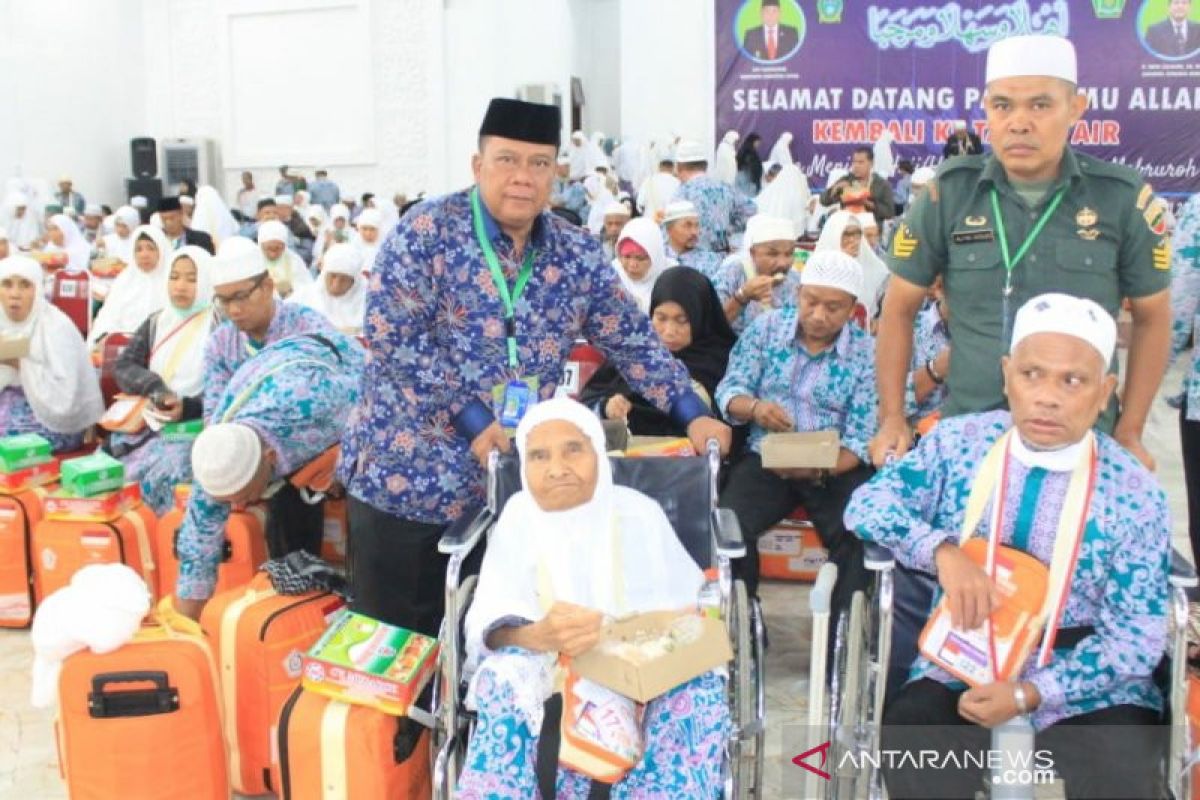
[808, 562, 838, 615]
[863, 541, 895, 572]
[712, 507, 747, 560]
[1169, 548, 1198, 590]
[438, 506, 493, 557]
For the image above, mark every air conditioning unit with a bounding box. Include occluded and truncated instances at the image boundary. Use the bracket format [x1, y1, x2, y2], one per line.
[159, 138, 223, 194]
[517, 83, 562, 107]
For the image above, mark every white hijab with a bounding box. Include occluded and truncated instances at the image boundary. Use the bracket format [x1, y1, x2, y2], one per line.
[0, 256, 103, 433]
[816, 211, 888, 316]
[150, 247, 215, 399]
[754, 163, 811, 234]
[768, 132, 794, 166]
[3, 191, 42, 249]
[713, 130, 739, 185]
[89, 225, 172, 344]
[257, 220, 314, 294]
[611, 217, 668, 314]
[584, 175, 616, 235]
[464, 398, 703, 666]
[101, 206, 141, 265]
[294, 243, 365, 333]
[46, 214, 92, 273]
[191, 186, 239, 249]
[585, 132, 609, 173]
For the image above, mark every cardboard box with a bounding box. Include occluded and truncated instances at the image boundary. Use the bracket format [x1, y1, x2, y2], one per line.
[760, 431, 840, 470]
[44, 483, 142, 522]
[301, 610, 440, 717]
[0, 334, 31, 361]
[571, 611, 732, 703]
[160, 419, 204, 441]
[0, 458, 59, 495]
[60, 451, 125, 497]
[625, 436, 696, 458]
[0, 433, 53, 473]
[759, 515, 827, 582]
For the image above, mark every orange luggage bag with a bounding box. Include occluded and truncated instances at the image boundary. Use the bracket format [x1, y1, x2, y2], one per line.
[156, 487, 267, 599]
[758, 506, 828, 582]
[273, 687, 431, 800]
[0, 487, 50, 627]
[320, 498, 349, 566]
[55, 602, 230, 800]
[32, 503, 158, 604]
[200, 573, 344, 795]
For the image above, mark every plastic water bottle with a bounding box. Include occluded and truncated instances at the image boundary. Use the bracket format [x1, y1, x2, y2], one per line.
[990, 714, 1036, 800]
[697, 569, 721, 619]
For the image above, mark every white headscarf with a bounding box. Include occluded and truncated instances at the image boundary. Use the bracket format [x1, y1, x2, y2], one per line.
[585, 132, 609, 173]
[257, 221, 314, 295]
[713, 130, 739, 186]
[815, 211, 888, 317]
[0, 256, 103, 433]
[754, 164, 811, 234]
[611, 137, 642, 184]
[568, 132, 589, 180]
[584, 175, 617, 235]
[768, 132, 795, 166]
[101, 206, 141, 265]
[150, 246, 215, 399]
[873, 130, 896, 179]
[611, 217, 668, 314]
[464, 397, 703, 666]
[89, 225, 172, 344]
[2, 191, 42, 249]
[46, 214, 91, 273]
[191, 186, 239, 249]
[293, 243, 365, 333]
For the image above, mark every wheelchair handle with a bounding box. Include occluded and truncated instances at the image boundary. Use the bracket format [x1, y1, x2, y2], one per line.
[705, 438, 720, 510]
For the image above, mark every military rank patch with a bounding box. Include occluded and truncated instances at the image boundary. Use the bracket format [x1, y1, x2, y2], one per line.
[1135, 184, 1154, 211]
[1144, 198, 1168, 237]
[892, 225, 919, 258]
[1153, 237, 1171, 271]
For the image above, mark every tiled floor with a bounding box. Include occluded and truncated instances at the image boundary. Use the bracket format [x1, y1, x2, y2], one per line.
[2, 366, 1192, 800]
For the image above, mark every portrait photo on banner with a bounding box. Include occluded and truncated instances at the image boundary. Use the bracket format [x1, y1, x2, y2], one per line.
[1139, 0, 1200, 60]
[735, 0, 807, 64]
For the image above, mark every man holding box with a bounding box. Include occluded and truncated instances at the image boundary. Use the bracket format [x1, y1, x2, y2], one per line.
[716, 250, 877, 605]
[845, 294, 1169, 799]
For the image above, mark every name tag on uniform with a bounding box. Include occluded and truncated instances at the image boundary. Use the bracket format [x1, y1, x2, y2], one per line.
[492, 376, 540, 429]
[951, 229, 996, 245]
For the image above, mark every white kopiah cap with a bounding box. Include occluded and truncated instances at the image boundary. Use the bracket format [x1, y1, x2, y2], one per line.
[211, 248, 267, 287]
[1010, 293, 1116, 364]
[986, 34, 1077, 85]
[191, 423, 262, 498]
[602, 200, 631, 218]
[800, 250, 863, 300]
[661, 201, 699, 224]
[257, 220, 289, 245]
[911, 166, 937, 186]
[322, 243, 362, 277]
[274, 194, 295, 206]
[673, 140, 708, 165]
[356, 208, 382, 228]
[744, 214, 796, 247]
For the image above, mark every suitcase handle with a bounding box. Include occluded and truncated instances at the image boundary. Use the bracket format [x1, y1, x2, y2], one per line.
[88, 671, 181, 718]
[172, 528, 233, 562]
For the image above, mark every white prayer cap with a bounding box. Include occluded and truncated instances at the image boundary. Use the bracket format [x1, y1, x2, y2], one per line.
[211, 247, 267, 287]
[130, 195, 148, 209]
[985, 35, 1077, 85]
[953, 120, 968, 131]
[557, 155, 572, 165]
[191, 423, 262, 498]
[1010, 293, 1115, 365]
[330, 203, 350, 222]
[58, 174, 71, 183]
[83, 203, 103, 216]
[662, 201, 699, 225]
[274, 194, 294, 206]
[257, 220, 289, 245]
[216, 236, 258, 258]
[912, 167, 937, 186]
[322, 243, 362, 278]
[674, 140, 708, 165]
[745, 214, 795, 247]
[800, 250, 863, 300]
[602, 200, 631, 219]
[179, 195, 194, 206]
[356, 208, 382, 228]
[114, 206, 140, 228]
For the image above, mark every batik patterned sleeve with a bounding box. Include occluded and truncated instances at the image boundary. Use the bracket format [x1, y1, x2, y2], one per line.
[711, 256, 743, 304]
[1024, 485, 1171, 715]
[732, 191, 756, 234]
[843, 425, 957, 573]
[201, 334, 236, 425]
[1169, 196, 1200, 362]
[174, 485, 233, 600]
[838, 337, 879, 463]
[714, 314, 770, 422]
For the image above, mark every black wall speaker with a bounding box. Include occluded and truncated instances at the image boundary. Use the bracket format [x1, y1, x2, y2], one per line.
[130, 137, 158, 179]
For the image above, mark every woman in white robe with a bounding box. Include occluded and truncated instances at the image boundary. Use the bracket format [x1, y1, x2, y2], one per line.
[88, 225, 172, 346]
[754, 163, 811, 235]
[0, 256, 103, 451]
[190, 186, 239, 250]
[815, 210, 888, 320]
[256, 220, 313, 299]
[767, 131, 794, 166]
[44, 214, 92, 274]
[583, 175, 616, 236]
[610, 217, 668, 314]
[713, 130, 739, 186]
[293, 243, 365, 335]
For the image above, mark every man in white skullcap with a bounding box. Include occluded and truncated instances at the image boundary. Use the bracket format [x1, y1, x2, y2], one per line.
[713, 214, 800, 334]
[175, 329, 363, 620]
[671, 139, 757, 254]
[849, 292, 1170, 799]
[874, 34, 1174, 474]
[661, 200, 724, 280]
[256, 219, 313, 298]
[80, 203, 104, 246]
[717, 249, 878, 614]
[942, 119, 983, 158]
[274, 192, 316, 264]
[54, 175, 86, 216]
[599, 200, 631, 260]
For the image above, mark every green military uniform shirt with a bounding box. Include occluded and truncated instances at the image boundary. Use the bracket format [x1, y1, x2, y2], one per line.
[887, 147, 1172, 427]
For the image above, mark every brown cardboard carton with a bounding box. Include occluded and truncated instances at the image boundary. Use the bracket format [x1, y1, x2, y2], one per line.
[760, 430, 840, 469]
[0, 335, 30, 361]
[571, 611, 732, 703]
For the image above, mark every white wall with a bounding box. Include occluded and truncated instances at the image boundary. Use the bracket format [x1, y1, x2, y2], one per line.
[571, 0, 622, 139]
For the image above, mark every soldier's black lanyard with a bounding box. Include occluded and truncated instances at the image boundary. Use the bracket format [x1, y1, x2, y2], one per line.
[471, 187, 535, 368]
[990, 186, 1066, 342]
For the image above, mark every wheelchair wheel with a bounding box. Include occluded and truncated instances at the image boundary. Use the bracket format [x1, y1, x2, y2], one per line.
[731, 579, 757, 799]
[830, 590, 869, 798]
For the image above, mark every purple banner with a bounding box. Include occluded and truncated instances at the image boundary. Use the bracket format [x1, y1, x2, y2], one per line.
[715, 0, 1200, 196]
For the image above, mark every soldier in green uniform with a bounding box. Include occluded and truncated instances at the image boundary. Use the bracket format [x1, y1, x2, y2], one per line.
[872, 34, 1172, 470]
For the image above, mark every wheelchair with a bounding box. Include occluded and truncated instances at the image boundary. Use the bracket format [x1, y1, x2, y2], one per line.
[807, 538, 1200, 799]
[429, 441, 767, 799]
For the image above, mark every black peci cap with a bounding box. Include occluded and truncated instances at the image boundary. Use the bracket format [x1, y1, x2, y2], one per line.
[478, 98, 561, 148]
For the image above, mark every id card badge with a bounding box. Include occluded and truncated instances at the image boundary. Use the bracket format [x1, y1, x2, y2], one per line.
[493, 376, 540, 430]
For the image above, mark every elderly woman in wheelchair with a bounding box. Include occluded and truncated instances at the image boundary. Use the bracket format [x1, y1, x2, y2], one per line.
[454, 398, 731, 798]
[840, 295, 1180, 799]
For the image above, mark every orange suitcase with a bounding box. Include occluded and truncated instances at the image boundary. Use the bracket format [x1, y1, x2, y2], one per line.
[156, 490, 267, 600]
[320, 498, 348, 566]
[32, 503, 159, 604]
[0, 488, 49, 627]
[200, 573, 345, 795]
[273, 687, 431, 800]
[759, 506, 828, 582]
[55, 602, 230, 800]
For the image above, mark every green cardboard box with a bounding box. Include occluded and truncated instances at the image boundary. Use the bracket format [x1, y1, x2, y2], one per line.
[60, 451, 125, 498]
[160, 419, 204, 442]
[0, 433, 53, 473]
